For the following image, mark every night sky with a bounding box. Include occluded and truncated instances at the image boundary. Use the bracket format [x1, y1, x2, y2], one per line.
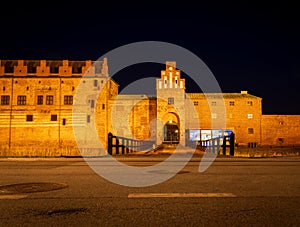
[0, 1, 299, 114]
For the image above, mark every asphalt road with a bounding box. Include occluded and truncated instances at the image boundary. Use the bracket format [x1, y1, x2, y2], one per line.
[0, 155, 300, 226]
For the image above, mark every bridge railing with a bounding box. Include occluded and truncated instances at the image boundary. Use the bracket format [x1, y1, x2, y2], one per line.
[107, 132, 155, 155]
[197, 133, 235, 156]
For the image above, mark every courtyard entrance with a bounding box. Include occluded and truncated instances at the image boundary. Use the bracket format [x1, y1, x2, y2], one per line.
[163, 122, 179, 144]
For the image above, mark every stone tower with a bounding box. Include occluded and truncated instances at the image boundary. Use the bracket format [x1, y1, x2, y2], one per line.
[156, 61, 186, 146]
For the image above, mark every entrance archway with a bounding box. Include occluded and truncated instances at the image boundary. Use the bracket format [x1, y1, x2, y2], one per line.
[164, 122, 179, 143]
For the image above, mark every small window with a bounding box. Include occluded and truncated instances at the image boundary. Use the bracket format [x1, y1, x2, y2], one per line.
[247, 114, 253, 119]
[102, 104, 105, 110]
[90, 100, 95, 108]
[94, 80, 98, 87]
[87, 115, 90, 123]
[211, 101, 216, 106]
[247, 101, 253, 106]
[62, 118, 66, 125]
[17, 96, 26, 105]
[64, 95, 73, 105]
[248, 128, 254, 134]
[3, 86, 5, 91]
[168, 97, 174, 104]
[278, 138, 284, 143]
[51, 114, 57, 121]
[229, 101, 235, 106]
[26, 115, 33, 121]
[1, 95, 10, 105]
[37, 95, 43, 105]
[46, 95, 53, 105]
[212, 113, 217, 119]
[193, 101, 198, 106]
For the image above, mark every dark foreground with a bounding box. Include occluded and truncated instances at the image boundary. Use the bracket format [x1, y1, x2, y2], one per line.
[0, 156, 299, 226]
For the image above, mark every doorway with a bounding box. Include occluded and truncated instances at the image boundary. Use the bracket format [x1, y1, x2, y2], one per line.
[164, 122, 179, 143]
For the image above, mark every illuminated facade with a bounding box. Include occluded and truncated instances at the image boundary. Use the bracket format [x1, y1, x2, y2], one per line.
[0, 59, 299, 156]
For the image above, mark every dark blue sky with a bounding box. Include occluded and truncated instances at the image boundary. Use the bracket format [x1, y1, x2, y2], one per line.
[1, 1, 299, 114]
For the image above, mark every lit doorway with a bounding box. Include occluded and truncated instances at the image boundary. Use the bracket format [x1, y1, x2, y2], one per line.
[164, 122, 179, 143]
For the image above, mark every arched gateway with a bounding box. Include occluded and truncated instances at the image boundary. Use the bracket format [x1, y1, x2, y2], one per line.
[164, 121, 179, 143]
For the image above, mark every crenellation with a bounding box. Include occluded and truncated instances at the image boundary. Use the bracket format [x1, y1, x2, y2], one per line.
[37, 60, 50, 76]
[59, 60, 72, 76]
[14, 60, 27, 76]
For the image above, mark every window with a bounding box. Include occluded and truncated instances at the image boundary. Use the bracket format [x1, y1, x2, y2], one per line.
[46, 95, 53, 105]
[1, 95, 10, 105]
[94, 80, 98, 87]
[278, 138, 284, 143]
[193, 101, 198, 106]
[17, 96, 26, 105]
[102, 104, 105, 110]
[37, 95, 43, 105]
[211, 101, 216, 106]
[62, 118, 66, 125]
[247, 101, 253, 106]
[229, 101, 235, 106]
[64, 95, 73, 105]
[26, 115, 33, 122]
[212, 113, 217, 119]
[90, 100, 95, 108]
[248, 128, 254, 134]
[168, 97, 174, 104]
[51, 114, 57, 121]
[248, 114, 253, 119]
[87, 115, 91, 123]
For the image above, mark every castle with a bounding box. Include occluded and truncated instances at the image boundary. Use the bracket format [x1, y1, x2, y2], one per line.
[0, 59, 299, 156]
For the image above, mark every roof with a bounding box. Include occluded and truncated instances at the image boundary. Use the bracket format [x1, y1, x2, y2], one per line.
[187, 92, 262, 99]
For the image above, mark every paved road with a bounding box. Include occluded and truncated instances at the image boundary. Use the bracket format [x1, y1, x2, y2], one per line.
[0, 156, 299, 226]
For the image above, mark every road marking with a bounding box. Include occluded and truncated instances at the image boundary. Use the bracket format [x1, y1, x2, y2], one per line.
[128, 192, 236, 198]
[0, 195, 28, 199]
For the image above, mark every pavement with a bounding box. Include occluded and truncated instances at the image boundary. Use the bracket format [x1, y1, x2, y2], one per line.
[130, 145, 300, 158]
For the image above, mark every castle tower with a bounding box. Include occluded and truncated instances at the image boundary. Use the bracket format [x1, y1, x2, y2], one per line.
[156, 61, 186, 146]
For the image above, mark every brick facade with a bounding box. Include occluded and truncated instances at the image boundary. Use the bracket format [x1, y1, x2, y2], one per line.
[0, 59, 299, 156]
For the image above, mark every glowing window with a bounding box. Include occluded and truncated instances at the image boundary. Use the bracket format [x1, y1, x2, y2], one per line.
[17, 96, 26, 105]
[46, 95, 53, 105]
[1, 95, 10, 105]
[64, 95, 73, 105]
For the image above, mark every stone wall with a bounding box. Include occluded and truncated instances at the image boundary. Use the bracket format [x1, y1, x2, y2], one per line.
[261, 115, 300, 146]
